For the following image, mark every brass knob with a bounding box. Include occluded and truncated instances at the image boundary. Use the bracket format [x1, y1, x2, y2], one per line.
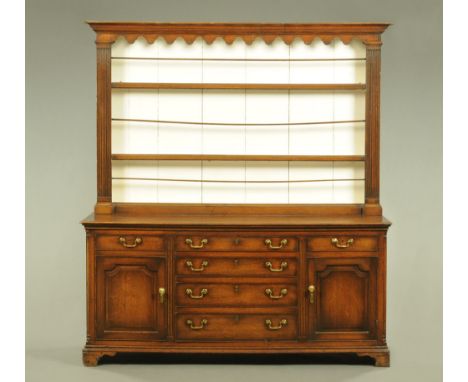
[158, 287, 166, 304]
[308, 285, 315, 304]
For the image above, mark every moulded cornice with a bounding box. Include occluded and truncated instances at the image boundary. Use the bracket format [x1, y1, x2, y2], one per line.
[87, 22, 390, 46]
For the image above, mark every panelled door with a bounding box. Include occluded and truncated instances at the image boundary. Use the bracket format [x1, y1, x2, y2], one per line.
[96, 256, 166, 340]
[307, 257, 377, 340]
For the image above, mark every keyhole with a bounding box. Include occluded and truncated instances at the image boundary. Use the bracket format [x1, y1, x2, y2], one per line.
[234, 285, 240, 293]
[234, 259, 239, 266]
[234, 238, 240, 245]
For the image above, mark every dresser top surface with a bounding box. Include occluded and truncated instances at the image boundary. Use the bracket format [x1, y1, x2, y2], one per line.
[82, 212, 391, 229]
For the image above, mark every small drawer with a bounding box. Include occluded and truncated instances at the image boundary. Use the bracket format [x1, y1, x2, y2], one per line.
[176, 313, 297, 340]
[307, 235, 378, 252]
[175, 236, 298, 252]
[95, 233, 165, 252]
[176, 256, 297, 276]
[175, 282, 297, 307]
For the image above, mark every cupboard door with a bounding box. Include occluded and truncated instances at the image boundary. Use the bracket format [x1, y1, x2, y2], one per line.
[96, 256, 166, 340]
[307, 257, 377, 340]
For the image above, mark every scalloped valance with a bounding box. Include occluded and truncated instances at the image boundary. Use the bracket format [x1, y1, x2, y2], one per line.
[87, 22, 390, 45]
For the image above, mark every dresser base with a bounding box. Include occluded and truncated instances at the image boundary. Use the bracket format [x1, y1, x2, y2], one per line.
[82, 213, 391, 368]
[82, 344, 389, 367]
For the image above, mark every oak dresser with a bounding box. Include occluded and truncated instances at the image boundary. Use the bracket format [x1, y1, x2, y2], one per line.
[82, 22, 391, 367]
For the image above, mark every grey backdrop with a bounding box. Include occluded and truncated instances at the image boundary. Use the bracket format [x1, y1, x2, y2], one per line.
[26, 0, 442, 381]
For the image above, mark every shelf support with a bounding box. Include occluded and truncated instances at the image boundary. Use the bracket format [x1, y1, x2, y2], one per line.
[95, 35, 114, 214]
[363, 40, 383, 216]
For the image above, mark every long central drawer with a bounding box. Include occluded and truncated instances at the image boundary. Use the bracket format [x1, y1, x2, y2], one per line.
[176, 236, 298, 252]
[176, 313, 297, 340]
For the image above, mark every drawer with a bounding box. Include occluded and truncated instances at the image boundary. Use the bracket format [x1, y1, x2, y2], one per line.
[175, 236, 298, 252]
[308, 235, 378, 252]
[176, 313, 297, 340]
[175, 282, 297, 307]
[176, 255, 297, 276]
[95, 233, 165, 252]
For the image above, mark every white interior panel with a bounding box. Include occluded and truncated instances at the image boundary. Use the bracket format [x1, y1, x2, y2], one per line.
[112, 90, 159, 154]
[333, 92, 366, 155]
[157, 37, 203, 83]
[333, 162, 365, 203]
[112, 89, 158, 119]
[112, 160, 158, 202]
[202, 90, 245, 154]
[333, 40, 366, 84]
[112, 121, 158, 154]
[245, 39, 289, 84]
[112, 37, 158, 83]
[245, 161, 289, 203]
[158, 90, 202, 154]
[290, 39, 335, 84]
[289, 162, 334, 203]
[202, 38, 246, 83]
[289, 91, 334, 155]
[110, 38, 367, 204]
[245, 91, 289, 155]
[202, 161, 246, 203]
[157, 161, 202, 203]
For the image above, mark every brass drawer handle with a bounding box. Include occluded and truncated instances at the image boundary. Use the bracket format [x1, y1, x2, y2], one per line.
[308, 285, 315, 304]
[158, 287, 166, 304]
[265, 288, 288, 299]
[265, 239, 288, 249]
[185, 238, 208, 249]
[186, 319, 208, 330]
[185, 260, 209, 272]
[185, 288, 208, 299]
[265, 319, 288, 330]
[265, 261, 288, 272]
[119, 237, 142, 248]
[331, 237, 354, 248]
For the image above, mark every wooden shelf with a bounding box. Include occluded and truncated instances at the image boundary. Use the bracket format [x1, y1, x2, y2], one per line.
[112, 56, 366, 62]
[111, 154, 365, 162]
[112, 82, 366, 91]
